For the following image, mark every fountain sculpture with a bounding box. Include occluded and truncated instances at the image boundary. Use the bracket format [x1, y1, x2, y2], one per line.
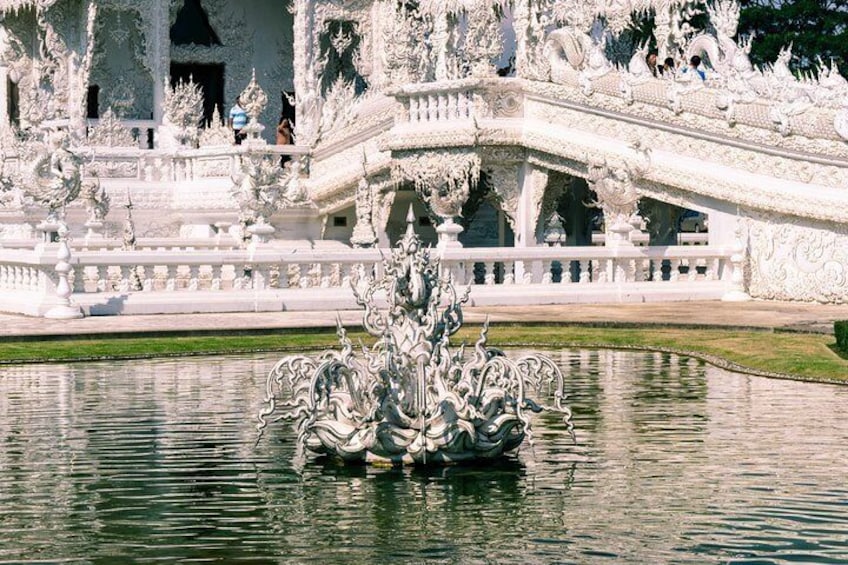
[257, 209, 573, 465]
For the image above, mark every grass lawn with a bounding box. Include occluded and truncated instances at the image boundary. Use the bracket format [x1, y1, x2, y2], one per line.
[1, 324, 845, 383]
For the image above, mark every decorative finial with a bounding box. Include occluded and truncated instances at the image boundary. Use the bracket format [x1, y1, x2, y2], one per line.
[405, 204, 417, 238]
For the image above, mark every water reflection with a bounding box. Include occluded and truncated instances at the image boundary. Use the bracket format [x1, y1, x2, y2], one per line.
[1, 351, 847, 563]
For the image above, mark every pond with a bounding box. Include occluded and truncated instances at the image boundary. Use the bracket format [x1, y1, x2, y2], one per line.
[1, 350, 847, 564]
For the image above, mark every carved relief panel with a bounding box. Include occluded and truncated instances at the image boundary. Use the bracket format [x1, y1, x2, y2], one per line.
[91, 6, 153, 120]
[747, 212, 848, 304]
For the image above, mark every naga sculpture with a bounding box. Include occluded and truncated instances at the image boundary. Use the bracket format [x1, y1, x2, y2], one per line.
[257, 208, 574, 465]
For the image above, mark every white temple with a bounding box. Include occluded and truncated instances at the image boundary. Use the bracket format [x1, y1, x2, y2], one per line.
[1, 0, 847, 317]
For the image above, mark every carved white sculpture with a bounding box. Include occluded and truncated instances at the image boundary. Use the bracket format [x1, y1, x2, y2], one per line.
[257, 210, 573, 464]
[80, 172, 109, 238]
[394, 149, 480, 248]
[19, 130, 82, 224]
[350, 175, 377, 248]
[586, 149, 647, 247]
[2, 0, 848, 308]
[87, 107, 135, 147]
[231, 153, 307, 244]
[239, 69, 268, 142]
[163, 77, 203, 148]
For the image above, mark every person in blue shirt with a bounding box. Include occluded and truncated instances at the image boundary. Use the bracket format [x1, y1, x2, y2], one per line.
[228, 96, 248, 145]
[685, 55, 706, 81]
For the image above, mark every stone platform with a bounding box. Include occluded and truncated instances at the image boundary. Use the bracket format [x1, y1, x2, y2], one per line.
[0, 300, 846, 340]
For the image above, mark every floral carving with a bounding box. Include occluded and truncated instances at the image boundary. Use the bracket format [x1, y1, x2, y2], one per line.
[748, 214, 848, 304]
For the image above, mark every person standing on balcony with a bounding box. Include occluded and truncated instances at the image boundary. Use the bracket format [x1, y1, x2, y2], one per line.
[683, 55, 706, 81]
[662, 57, 676, 78]
[276, 117, 293, 167]
[646, 52, 660, 77]
[228, 96, 248, 145]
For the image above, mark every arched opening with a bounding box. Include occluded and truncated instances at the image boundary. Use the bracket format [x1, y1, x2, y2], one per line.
[170, 0, 221, 47]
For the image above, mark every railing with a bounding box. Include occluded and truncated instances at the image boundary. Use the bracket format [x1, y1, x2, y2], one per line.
[80, 144, 308, 183]
[440, 245, 730, 286]
[589, 232, 709, 246]
[0, 244, 736, 317]
[393, 79, 483, 124]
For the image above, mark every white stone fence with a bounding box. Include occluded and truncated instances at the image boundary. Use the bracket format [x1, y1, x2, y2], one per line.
[393, 79, 483, 124]
[0, 244, 738, 317]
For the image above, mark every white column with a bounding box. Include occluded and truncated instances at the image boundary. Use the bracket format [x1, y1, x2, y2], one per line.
[0, 65, 8, 134]
[432, 8, 449, 81]
[514, 162, 539, 282]
[151, 0, 168, 127]
[511, 0, 530, 77]
[0, 16, 10, 133]
[515, 162, 539, 248]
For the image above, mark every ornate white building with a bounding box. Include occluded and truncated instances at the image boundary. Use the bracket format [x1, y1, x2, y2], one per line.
[1, 0, 847, 316]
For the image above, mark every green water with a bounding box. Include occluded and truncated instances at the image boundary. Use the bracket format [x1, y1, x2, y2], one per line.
[1, 350, 847, 564]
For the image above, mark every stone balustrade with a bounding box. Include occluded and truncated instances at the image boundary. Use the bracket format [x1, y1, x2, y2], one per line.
[393, 79, 483, 124]
[0, 244, 735, 317]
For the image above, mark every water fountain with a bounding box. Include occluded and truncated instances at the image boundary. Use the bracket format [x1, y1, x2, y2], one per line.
[257, 208, 574, 465]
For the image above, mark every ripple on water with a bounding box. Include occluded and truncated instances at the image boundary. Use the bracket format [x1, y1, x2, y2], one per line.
[0, 351, 847, 563]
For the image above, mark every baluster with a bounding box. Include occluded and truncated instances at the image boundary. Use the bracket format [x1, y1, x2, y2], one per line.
[340, 263, 352, 288]
[409, 97, 418, 122]
[447, 92, 457, 120]
[299, 264, 312, 288]
[502, 260, 514, 284]
[628, 259, 638, 282]
[210, 265, 222, 290]
[21, 266, 31, 291]
[136, 266, 151, 291]
[458, 92, 468, 119]
[588, 260, 598, 283]
[188, 265, 200, 291]
[695, 258, 707, 281]
[72, 265, 85, 293]
[706, 257, 719, 281]
[669, 259, 681, 282]
[483, 261, 495, 285]
[0, 265, 7, 289]
[165, 265, 177, 291]
[258, 265, 269, 289]
[232, 265, 245, 290]
[312, 263, 325, 288]
[542, 260, 553, 284]
[277, 262, 290, 289]
[652, 260, 663, 283]
[94, 265, 106, 292]
[117, 266, 130, 292]
[683, 258, 695, 281]
[578, 260, 589, 283]
[427, 94, 437, 121]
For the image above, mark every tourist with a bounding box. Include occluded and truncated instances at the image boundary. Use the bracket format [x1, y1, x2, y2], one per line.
[684, 55, 706, 81]
[646, 52, 659, 77]
[662, 57, 676, 77]
[276, 117, 293, 145]
[228, 96, 248, 145]
[276, 117, 293, 167]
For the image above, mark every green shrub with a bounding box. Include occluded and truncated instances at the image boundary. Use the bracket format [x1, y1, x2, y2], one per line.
[836, 321, 848, 354]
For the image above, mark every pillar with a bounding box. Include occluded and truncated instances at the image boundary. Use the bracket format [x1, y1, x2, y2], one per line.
[151, 0, 169, 128]
[0, 65, 8, 135]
